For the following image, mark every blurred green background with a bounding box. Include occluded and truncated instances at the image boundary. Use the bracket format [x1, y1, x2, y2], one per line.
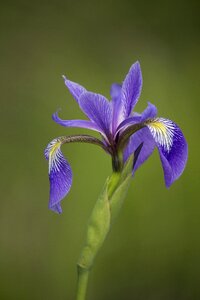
[0, 0, 199, 299]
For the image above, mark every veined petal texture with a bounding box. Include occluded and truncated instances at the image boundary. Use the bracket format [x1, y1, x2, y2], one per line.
[63, 75, 87, 103]
[45, 138, 72, 213]
[146, 118, 188, 187]
[79, 92, 112, 139]
[52, 111, 102, 132]
[116, 102, 157, 135]
[121, 61, 143, 118]
[124, 127, 156, 173]
[110, 83, 123, 132]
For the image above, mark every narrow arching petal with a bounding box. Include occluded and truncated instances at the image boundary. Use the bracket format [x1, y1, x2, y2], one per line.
[62, 75, 87, 103]
[79, 92, 112, 139]
[124, 127, 156, 173]
[146, 118, 188, 187]
[53, 111, 103, 133]
[121, 61, 143, 118]
[45, 138, 72, 213]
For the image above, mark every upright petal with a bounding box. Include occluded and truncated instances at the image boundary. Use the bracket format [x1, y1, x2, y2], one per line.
[45, 138, 72, 213]
[79, 92, 112, 140]
[124, 127, 156, 173]
[110, 83, 121, 101]
[146, 118, 188, 187]
[121, 61, 143, 118]
[110, 83, 124, 133]
[62, 75, 87, 103]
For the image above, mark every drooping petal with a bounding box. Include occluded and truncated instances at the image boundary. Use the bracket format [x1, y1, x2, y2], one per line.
[124, 127, 156, 173]
[110, 83, 123, 132]
[121, 61, 143, 118]
[62, 75, 87, 103]
[79, 92, 112, 140]
[45, 138, 72, 213]
[146, 118, 188, 187]
[53, 111, 103, 133]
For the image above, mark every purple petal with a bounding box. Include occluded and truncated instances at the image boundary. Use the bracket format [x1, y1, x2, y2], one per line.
[53, 111, 102, 133]
[147, 118, 188, 187]
[121, 61, 143, 118]
[140, 102, 157, 122]
[116, 102, 157, 136]
[124, 127, 156, 173]
[115, 115, 140, 138]
[45, 138, 72, 213]
[110, 83, 124, 133]
[62, 75, 87, 103]
[110, 83, 122, 101]
[79, 92, 112, 139]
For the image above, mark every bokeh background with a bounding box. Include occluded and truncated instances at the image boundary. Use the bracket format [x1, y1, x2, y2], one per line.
[1, 0, 200, 299]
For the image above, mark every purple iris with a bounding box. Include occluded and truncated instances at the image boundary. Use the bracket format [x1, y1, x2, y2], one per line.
[45, 61, 188, 213]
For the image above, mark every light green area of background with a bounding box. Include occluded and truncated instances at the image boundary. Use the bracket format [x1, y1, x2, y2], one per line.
[0, 1, 199, 299]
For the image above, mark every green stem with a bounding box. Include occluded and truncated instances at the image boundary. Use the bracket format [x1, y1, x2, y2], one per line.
[74, 156, 133, 300]
[75, 266, 90, 300]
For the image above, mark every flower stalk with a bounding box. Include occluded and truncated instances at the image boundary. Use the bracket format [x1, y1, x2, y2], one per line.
[76, 267, 90, 300]
[75, 156, 133, 300]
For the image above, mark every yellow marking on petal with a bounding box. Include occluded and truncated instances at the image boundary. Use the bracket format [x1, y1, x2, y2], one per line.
[46, 138, 63, 173]
[149, 120, 167, 133]
[49, 141, 62, 158]
[145, 118, 175, 152]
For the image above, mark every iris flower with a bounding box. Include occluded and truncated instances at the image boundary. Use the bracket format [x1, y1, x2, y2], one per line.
[45, 62, 188, 213]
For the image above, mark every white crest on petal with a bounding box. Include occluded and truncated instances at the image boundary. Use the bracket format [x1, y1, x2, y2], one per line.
[45, 138, 63, 173]
[146, 118, 175, 152]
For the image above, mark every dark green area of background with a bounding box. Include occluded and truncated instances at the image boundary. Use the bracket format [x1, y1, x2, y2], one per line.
[0, 0, 199, 299]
